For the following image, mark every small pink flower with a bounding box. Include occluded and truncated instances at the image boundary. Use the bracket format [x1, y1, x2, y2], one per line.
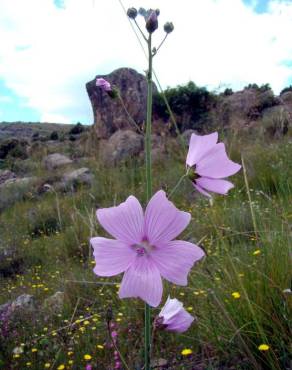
[186, 132, 241, 197]
[158, 296, 194, 333]
[96, 78, 111, 92]
[91, 190, 204, 307]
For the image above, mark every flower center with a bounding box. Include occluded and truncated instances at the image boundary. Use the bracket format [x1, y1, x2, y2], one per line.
[187, 166, 199, 181]
[133, 240, 153, 257]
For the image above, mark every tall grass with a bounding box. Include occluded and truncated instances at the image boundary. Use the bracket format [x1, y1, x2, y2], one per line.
[0, 136, 291, 369]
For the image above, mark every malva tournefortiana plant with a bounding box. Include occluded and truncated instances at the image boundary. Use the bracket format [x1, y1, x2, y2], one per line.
[91, 7, 241, 369]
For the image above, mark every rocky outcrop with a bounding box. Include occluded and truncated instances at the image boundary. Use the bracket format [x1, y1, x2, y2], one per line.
[216, 87, 279, 129]
[86, 68, 157, 138]
[100, 130, 144, 164]
[43, 153, 73, 170]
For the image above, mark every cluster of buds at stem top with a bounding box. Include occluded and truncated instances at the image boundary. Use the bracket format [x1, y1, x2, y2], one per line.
[127, 6, 173, 35]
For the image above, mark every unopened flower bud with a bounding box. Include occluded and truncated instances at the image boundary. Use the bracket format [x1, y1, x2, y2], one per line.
[155, 9, 160, 16]
[146, 10, 158, 34]
[127, 7, 137, 19]
[138, 7, 147, 18]
[164, 22, 174, 34]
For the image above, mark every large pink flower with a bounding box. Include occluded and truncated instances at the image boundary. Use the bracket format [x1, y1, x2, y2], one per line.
[186, 132, 241, 197]
[91, 190, 204, 307]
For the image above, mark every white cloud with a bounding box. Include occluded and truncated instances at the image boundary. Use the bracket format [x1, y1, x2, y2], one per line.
[0, 0, 292, 123]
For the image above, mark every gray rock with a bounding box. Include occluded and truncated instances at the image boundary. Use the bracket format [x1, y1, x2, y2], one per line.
[86, 67, 157, 138]
[62, 167, 93, 188]
[43, 153, 73, 170]
[0, 170, 16, 185]
[0, 294, 35, 316]
[44, 291, 64, 313]
[100, 130, 144, 164]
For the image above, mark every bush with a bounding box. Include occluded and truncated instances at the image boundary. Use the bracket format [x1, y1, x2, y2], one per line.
[280, 85, 292, 95]
[69, 122, 84, 135]
[0, 139, 28, 160]
[50, 131, 59, 140]
[153, 81, 217, 132]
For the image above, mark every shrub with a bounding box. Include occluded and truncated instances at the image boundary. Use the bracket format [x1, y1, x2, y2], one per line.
[69, 122, 84, 135]
[280, 85, 292, 95]
[153, 81, 217, 132]
[50, 131, 59, 140]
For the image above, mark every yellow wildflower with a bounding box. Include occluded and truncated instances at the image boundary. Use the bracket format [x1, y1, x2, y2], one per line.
[181, 348, 192, 356]
[231, 292, 241, 299]
[258, 344, 270, 351]
[253, 249, 261, 256]
[84, 354, 92, 360]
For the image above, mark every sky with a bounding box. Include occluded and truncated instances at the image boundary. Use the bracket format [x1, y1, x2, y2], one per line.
[0, 0, 292, 124]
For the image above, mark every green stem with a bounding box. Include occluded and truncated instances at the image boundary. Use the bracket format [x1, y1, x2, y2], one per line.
[168, 174, 187, 199]
[144, 33, 153, 370]
[118, 94, 143, 134]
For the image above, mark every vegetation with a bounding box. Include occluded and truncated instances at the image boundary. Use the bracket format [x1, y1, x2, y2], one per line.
[153, 82, 217, 132]
[0, 132, 291, 369]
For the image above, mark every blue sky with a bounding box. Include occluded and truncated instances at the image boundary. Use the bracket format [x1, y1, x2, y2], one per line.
[0, 0, 292, 124]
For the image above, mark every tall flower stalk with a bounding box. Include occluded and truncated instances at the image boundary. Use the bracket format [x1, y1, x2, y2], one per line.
[144, 31, 153, 370]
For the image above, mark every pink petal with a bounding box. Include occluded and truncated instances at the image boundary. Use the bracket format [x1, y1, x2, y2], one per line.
[196, 143, 241, 179]
[91, 237, 135, 276]
[165, 309, 194, 333]
[186, 132, 218, 167]
[159, 296, 183, 321]
[144, 190, 191, 245]
[151, 240, 205, 285]
[97, 196, 144, 244]
[193, 182, 211, 197]
[196, 177, 234, 195]
[119, 257, 163, 307]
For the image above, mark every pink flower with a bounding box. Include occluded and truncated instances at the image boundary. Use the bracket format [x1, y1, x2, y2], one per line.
[186, 132, 241, 197]
[158, 296, 194, 333]
[91, 190, 204, 307]
[96, 78, 111, 92]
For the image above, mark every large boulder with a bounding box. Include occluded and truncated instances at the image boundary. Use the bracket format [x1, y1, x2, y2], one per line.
[86, 68, 157, 138]
[43, 153, 73, 170]
[100, 130, 144, 164]
[216, 87, 278, 129]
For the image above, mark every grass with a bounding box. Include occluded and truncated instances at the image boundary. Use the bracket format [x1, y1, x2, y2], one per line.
[0, 134, 291, 369]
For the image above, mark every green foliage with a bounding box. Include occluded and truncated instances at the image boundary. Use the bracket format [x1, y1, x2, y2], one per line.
[0, 139, 28, 160]
[153, 81, 217, 131]
[49, 131, 59, 140]
[69, 122, 84, 135]
[0, 137, 291, 369]
[280, 85, 292, 95]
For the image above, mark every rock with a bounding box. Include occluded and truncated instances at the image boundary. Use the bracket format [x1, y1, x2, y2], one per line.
[10, 294, 35, 311]
[44, 291, 65, 313]
[216, 87, 278, 129]
[0, 170, 16, 185]
[0, 294, 35, 317]
[43, 153, 73, 170]
[61, 167, 93, 189]
[0, 177, 37, 211]
[0, 176, 36, 189]
[86, 68, 157, 138]
[100, 130, 144, 164]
